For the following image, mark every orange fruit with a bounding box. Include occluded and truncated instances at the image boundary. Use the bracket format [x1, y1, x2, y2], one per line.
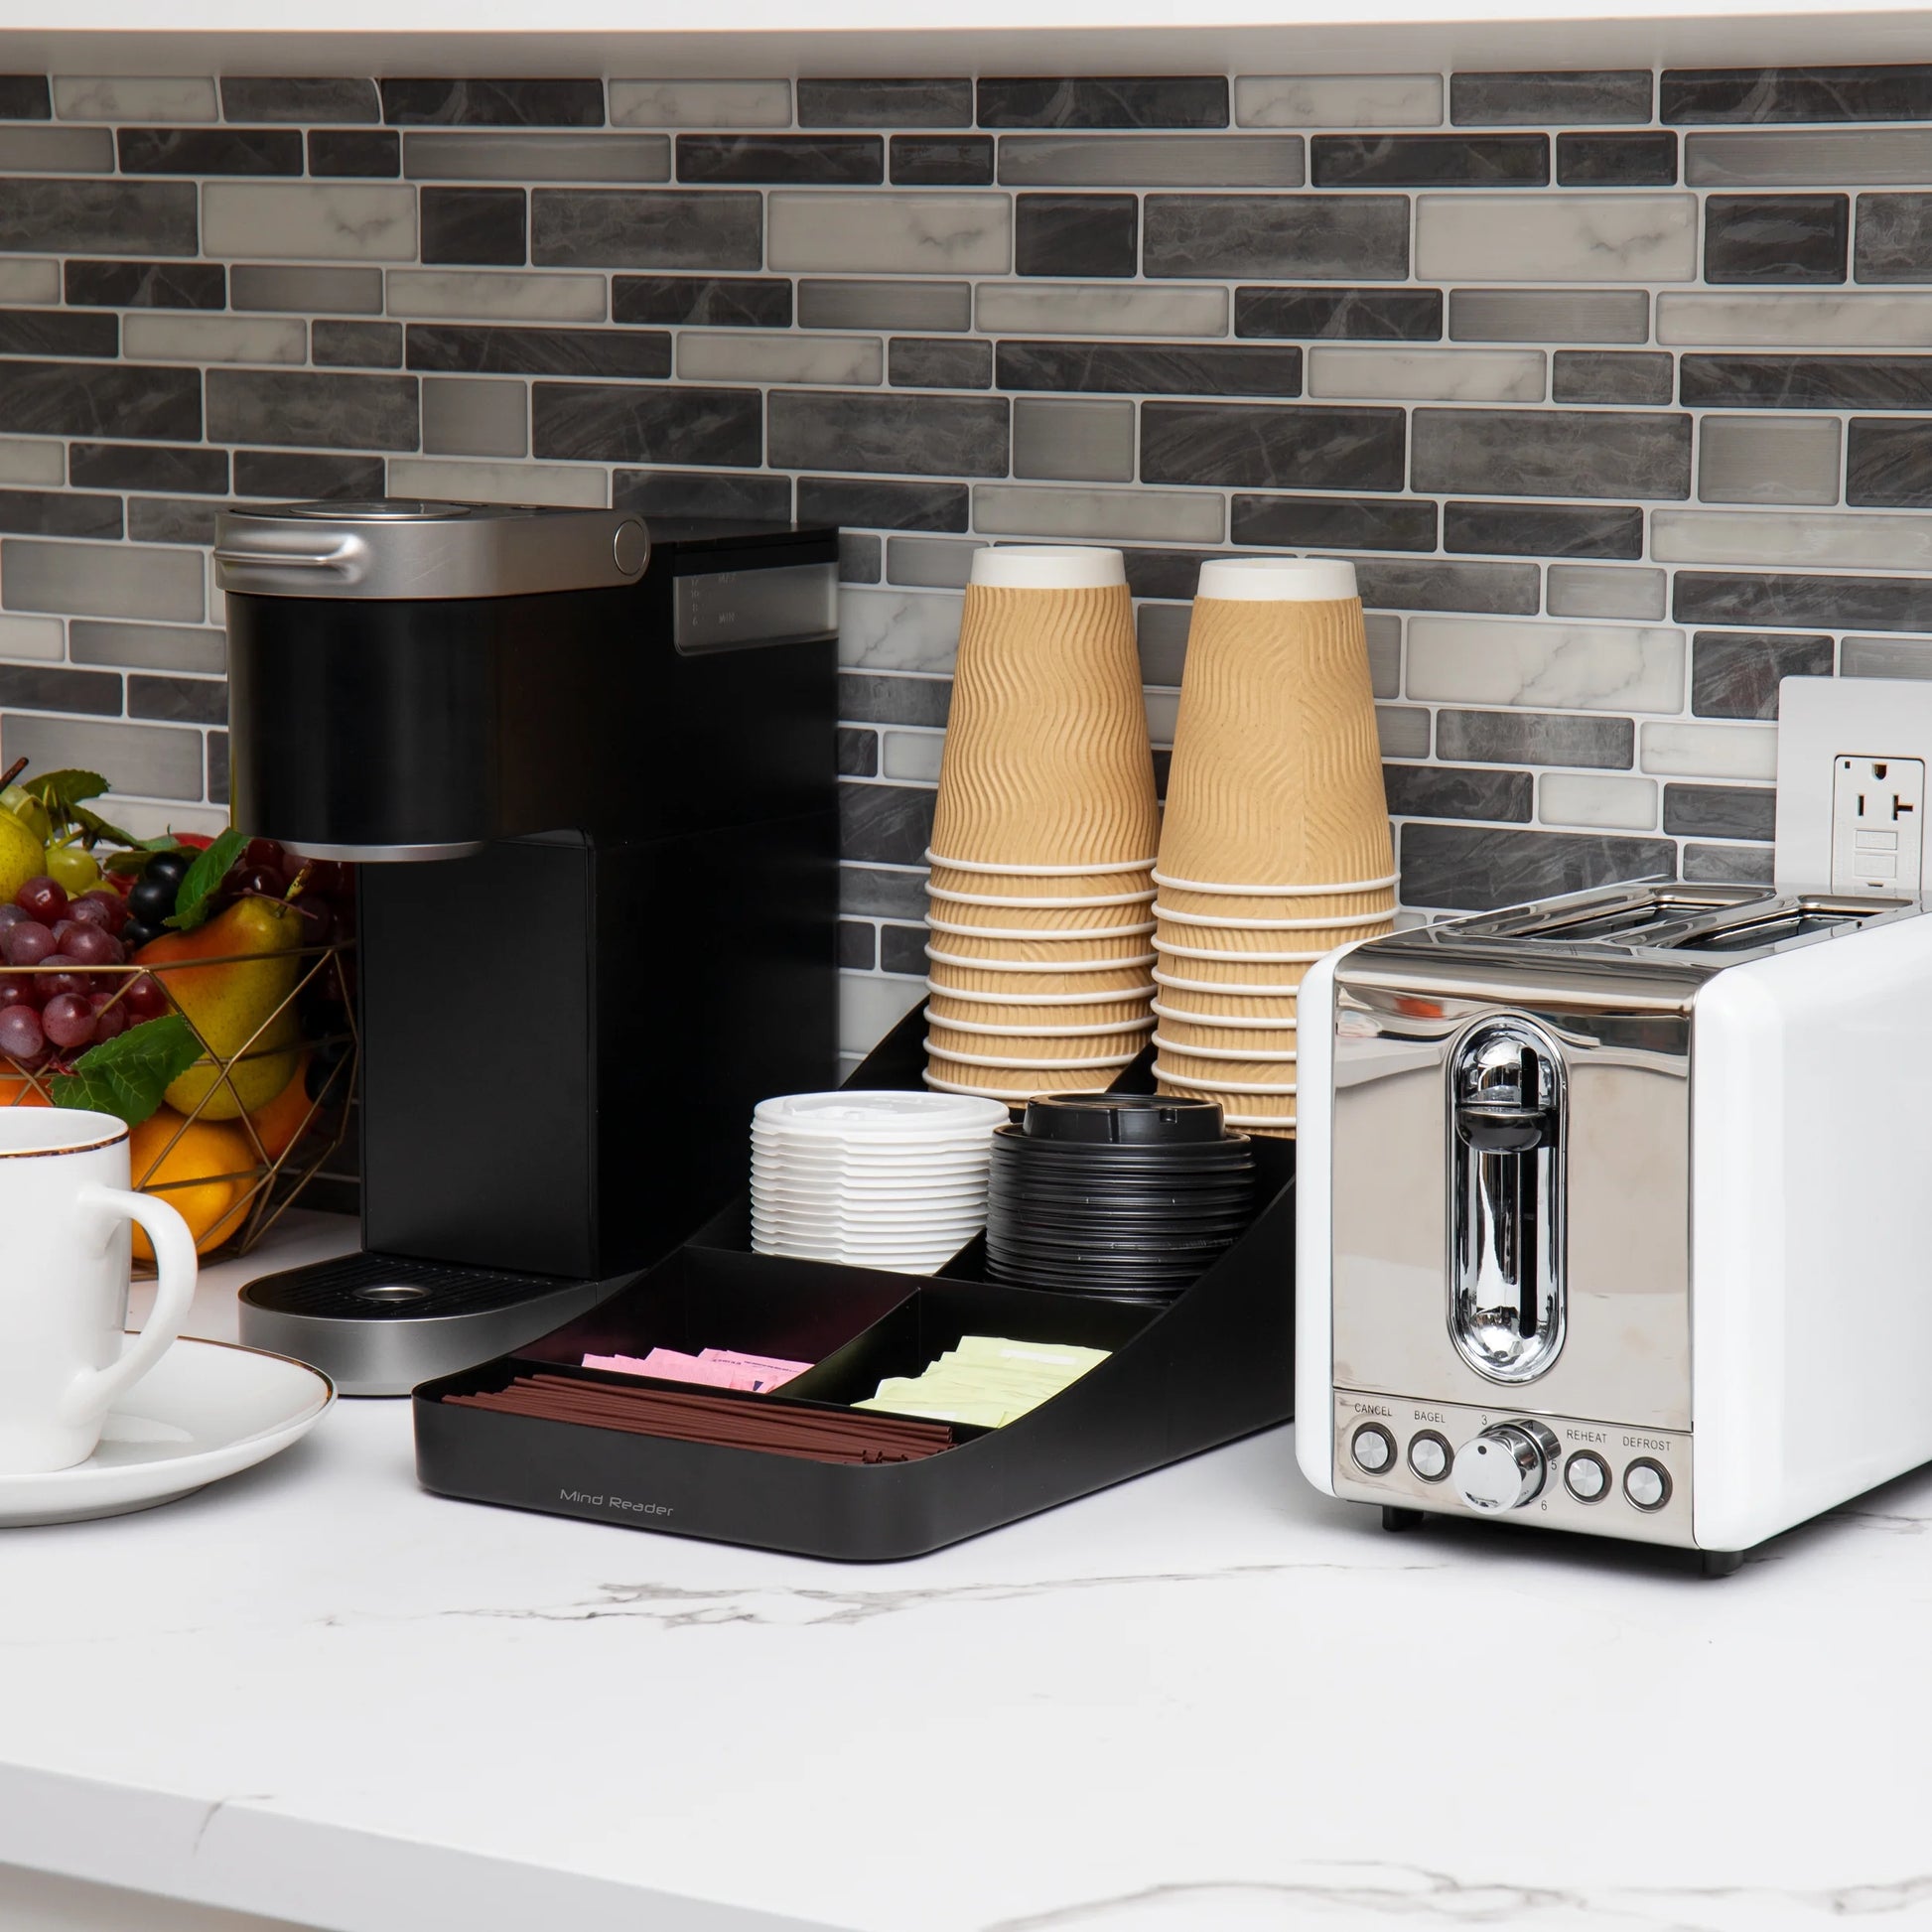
[0, 1068, 49, 1108]
[128, 1110, 259, 1259]
[242, 1050, 316, 1161]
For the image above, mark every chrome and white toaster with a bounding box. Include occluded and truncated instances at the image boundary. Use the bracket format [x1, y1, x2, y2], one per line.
[1295, 883, 1932, 1572]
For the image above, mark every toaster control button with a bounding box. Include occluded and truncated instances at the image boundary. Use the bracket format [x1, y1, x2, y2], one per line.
[1408, 1432, 1450, 1482]
[1350, 1424, 1396, 1475]
[1623, 1458, 1671, 1511]
[1564, 1451, 1609, 1503]
[1451, 1420, 1557, 1512]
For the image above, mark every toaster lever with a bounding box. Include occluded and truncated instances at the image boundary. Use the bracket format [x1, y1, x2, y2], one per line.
[1449, 1019, 1568, 1384]
[1455, 1103, 1552, 1153]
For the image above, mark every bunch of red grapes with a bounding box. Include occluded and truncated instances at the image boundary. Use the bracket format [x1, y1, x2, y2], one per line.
[0, 874, 151, 1066]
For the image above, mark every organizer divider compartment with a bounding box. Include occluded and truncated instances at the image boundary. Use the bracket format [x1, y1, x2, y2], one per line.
[414, 1003, 1295, 1560]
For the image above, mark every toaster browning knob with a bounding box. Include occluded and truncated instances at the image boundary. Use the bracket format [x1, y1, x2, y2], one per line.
[1451, 1421, 1558, 1512]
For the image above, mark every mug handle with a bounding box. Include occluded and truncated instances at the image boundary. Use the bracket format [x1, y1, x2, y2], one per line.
[58, 1183, 199, 1428]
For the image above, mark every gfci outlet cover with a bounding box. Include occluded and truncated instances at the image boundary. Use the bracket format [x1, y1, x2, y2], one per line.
[1776, 677, 1932, 897]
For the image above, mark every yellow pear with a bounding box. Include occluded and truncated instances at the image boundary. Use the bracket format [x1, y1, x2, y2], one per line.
[164, 1006, 304, 1121]
[0, 810, 43, 905]
[135, 897, 307, 1121]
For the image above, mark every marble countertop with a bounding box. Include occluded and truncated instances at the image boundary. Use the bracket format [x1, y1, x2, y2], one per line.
[0, 1215, 1927, 1932]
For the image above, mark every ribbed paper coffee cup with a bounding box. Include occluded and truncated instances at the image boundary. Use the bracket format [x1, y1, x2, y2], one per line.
[929, 960, 1159, 999]
[1157, 1070, 1298, 1132]
[928, 863, 1159, 905]
[1157, 556, 1395, 894]
[1154, 987, 1297, 1023]
[1154, 885, 1397, 925]
[929, 547, 1160, 871]
[1156, 1049, 1299, 1089]
[1155, 914, 1391, 957]
[931, 930, 1157, 966]
[1155, 1016, 1300, 1055]
[931, 898, 1158, 934]
[927, 1025, 1154, 1064]
[1153, 950, 1314, 991]
[928, 992, 1156, 1032]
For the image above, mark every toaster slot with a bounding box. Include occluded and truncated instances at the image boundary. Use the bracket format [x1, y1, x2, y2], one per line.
[1449, 1018, 1567, 1385]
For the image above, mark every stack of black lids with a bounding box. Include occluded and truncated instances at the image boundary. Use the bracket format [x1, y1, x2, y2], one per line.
[986, 1093, 1257, 1300]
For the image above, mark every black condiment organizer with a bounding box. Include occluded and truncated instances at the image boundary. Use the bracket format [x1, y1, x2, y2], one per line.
[413, 1005, 1295, 1560]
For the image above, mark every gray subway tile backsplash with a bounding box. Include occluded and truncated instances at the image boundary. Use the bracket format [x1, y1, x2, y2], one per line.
[977, 76, 1228, 130]
[1, 536, 204, 621]
[4, 61, 1932, 952]
[1663, 66, 1932, 124]
[308, 130, 400, 178]
[1233, 74, 1440, 129]
[1236, 285, 1442, 341]
[607, 79, 790, 130]
[52, 76, 215, 123]
[1448, 287, 1650, 344]
[975, 280, 1227, 338]
[0, 75, 50, 118]
[1685, 129, 1932, 188]
[1451, 69, 1654, 126]
[997, 340, 1301, 397]
[1417, 192, 1698, 282]
[770, 391, 1007, 478]
[1142, 194, 1409, 279]
[798, 78, 972, 130]
[999, 134, 1304, 188]
[531, 190, 761, 270]
[1011, 396, 1136, 483]
[203, 183, 417, 260]
[766, 192, 1011, 274]
[65, 259, 224, 310]
[889, 136, 995, 187]
[407, 322, 667, 378]
[405, 132, 669, 183]
[1556, 132, 1679, 187]
[0, 181, 198, 256]
[218, 76, 379, 124]
[0, 125, 115, 172]
[678, 135, 884, 186]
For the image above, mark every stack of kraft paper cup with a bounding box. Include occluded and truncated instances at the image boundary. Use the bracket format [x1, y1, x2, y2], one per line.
[923, 546, 1162, 1104]
[1151, 556, 1397, 1137]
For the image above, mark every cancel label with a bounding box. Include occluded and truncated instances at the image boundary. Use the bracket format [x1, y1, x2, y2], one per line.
[1352, 1402, 1393, 1417]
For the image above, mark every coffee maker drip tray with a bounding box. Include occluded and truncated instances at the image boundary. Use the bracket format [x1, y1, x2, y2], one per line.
[239, 1255, 621, 1398]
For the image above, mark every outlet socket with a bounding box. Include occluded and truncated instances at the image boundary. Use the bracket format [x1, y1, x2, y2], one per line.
[1830, 756, 1925, 895]
[1777, 678, 1932, 897]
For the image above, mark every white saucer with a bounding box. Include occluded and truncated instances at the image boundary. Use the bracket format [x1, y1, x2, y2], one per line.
[0, 1336, 335, 1528]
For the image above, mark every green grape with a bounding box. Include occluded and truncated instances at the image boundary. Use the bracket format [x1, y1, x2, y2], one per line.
[0, 787, 51, 845]
[44, 845, 100, 895]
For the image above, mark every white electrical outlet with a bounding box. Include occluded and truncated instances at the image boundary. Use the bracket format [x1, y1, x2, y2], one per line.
[1776, 678, 1932, 897]
[1830, 756, 1925, 895]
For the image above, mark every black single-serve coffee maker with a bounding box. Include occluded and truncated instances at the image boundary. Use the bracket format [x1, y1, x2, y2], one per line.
[216, 500, 840, 1393]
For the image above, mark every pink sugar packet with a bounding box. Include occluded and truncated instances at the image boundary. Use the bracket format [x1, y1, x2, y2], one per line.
[700, 1347, 811, 1392]
[582, 1347, 810, 1393]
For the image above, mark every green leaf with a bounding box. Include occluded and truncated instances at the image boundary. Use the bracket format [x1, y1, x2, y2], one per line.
[25, 769, 109, 814]
[163, 827, 246, 932]
[74, 805, 178, 856]
[49, 1016, 202, 1127]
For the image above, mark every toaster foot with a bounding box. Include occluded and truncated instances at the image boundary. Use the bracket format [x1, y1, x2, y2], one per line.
[1701, 1550, 1744, 1579]
[1381, 1506, 1427, 1533]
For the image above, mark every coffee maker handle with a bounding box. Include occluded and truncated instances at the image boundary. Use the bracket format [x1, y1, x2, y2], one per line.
[60, 1185, 199, 1426]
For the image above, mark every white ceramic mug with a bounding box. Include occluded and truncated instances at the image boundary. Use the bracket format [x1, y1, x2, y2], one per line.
[0, 1108, 197, 1474]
